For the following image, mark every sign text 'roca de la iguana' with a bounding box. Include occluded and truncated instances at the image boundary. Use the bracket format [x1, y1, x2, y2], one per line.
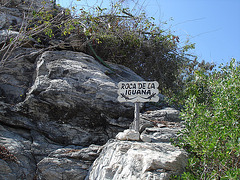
[117, 81, 159, 102]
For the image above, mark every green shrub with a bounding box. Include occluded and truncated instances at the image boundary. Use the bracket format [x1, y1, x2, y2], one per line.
[75, 1, 200, 96]
[0, 0, 213, 98]
[177, 58, 240, 179]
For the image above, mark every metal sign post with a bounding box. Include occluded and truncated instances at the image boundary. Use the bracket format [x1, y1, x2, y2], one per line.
[134, 102, 140, 132]
[117, 81, 159, 132]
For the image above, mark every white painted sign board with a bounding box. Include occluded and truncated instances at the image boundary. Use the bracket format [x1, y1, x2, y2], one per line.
[117, 81, 159, 103]
[117, 81, 159, 132]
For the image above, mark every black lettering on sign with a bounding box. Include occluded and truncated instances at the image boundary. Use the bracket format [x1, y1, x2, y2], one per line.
[147, 90, 151, 95]
[121, 82, 157, 90]
[148, 83, 156, 89]
[131, 83, 136, 89]
[122, 83, 137, 89]
[136, 90, 141, 94]
[142, 90, 146, 95]
[138, 83, 147, 89]
[124, 89, 153, 96]
[137, 83, 141, 89]
[143, 83, 146, 89]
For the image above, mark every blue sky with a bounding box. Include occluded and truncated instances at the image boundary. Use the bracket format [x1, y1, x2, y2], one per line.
[58, 0, 240, 66]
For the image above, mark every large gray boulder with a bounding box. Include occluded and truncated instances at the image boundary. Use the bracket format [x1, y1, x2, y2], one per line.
[36, 145, 102, 180]
[0, 49, 143, 146]
[0, 122, 102, 180]
[87, 139, 188, 180]
[20, 50, 142, 146]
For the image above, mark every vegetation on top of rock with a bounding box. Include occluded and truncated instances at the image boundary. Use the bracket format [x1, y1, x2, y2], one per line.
[0, 0, 214, 98]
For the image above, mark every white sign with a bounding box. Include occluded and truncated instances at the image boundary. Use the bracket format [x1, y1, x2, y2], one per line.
[117, 81, 159, 102]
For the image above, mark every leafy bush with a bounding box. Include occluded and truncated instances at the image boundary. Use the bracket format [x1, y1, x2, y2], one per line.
[177, 58, 240, 179]
[0, 0, 213, 97]
[75, 2, 186, 95]
[74, 1, 215, 97]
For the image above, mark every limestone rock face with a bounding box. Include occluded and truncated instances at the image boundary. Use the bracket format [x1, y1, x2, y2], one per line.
[88, 139, 188, 180]
[0, 48, 38, 103]
[0, 49, 143, 146]
[0, 48, 185, 179]
[0, 124, 36, 180]
[141, 127, 182, 143]
[0, 7, 22, 30]
[36, 145, 102, 180]
[19, 50, 142, 145]
[0, 123, 103, 180]
[0, 0, 57, 31]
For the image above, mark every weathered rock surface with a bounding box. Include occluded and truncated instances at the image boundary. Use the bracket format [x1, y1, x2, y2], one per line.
[141, 126, 182, 143]
[129, 107, 181, 133]
[88, 139, 188, 180]
[99, 109, 186, 180]
[0, 48, 38, 103]
[36, 144, 102, 180]
[20, 50, 142, 145]
[0, 123, 103, 180]
[0, 0, 58, 31]
[138, 109, 184, 143]
[141, 107, 181, 122]
[0, 7, 22, 30]
[0, 124, 36, 180]
[30, 130, 64, 163]
[0, 49, 143, 147]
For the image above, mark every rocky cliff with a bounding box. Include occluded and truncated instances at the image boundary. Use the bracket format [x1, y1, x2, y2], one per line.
[0, 1, 187, 179]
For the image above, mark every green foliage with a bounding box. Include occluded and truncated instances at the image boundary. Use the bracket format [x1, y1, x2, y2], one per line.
[176, 59, 240, 179]
[169, 58, 215, 108]
[73, 1, 199, 96]
[0, 0, 212, 98]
